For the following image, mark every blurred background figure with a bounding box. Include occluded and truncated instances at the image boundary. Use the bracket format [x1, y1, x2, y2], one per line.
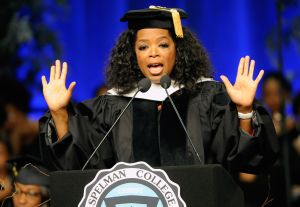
[261, 71, 295, 206]
[236, 71, 295, 207]
[287, 92, 300, 206]
[261, 72, 295, 135]
[6, 156, 50, 207]
[0, 77, 40, 158]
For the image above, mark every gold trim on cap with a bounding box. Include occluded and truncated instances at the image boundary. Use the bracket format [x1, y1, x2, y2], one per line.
[149, 5, 184, 38]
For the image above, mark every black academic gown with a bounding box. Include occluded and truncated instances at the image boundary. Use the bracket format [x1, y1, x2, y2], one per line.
[39, 81, 279, 173]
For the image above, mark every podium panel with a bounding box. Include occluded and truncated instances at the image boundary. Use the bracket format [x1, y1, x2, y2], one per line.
[50, 164, 244, 207]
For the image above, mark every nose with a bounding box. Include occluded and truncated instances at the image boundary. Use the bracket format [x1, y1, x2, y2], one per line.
[149, 46, 159, 58]
[18, 193, 27, 204]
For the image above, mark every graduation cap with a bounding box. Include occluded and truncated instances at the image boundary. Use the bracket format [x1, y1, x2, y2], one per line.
[7, 155, 50, 188]
[120, 5, 188, 38]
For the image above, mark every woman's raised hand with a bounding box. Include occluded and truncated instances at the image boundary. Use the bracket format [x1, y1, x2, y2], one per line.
[220, 56, 264, 113]
[41, 60, 76, 112]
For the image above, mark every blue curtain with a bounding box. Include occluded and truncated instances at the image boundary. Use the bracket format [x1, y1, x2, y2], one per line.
[31, 0, 300, 118]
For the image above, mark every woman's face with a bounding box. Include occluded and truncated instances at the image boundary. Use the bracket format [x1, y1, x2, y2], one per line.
[135, 28, 176, 84]
[262, 78, 282, 113]
[13, 183, 42, 207]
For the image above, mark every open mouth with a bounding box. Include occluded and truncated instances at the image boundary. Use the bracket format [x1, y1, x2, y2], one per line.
[147, 63, 163, 75]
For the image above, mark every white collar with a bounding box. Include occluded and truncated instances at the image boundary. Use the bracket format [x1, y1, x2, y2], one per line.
[107, 77, 214, 101]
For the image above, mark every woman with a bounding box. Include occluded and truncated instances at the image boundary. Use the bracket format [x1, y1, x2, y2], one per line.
[11, 157, 50, 207]
[39, 6, 278, 173]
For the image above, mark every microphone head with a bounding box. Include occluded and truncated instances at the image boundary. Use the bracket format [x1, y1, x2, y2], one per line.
[138, 78, 151, 92]
[160, 75, 171, 89]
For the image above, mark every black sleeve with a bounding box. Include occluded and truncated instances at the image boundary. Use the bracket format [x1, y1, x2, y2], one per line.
[39, 96, 117, 170]
[210, 84, 279, 174]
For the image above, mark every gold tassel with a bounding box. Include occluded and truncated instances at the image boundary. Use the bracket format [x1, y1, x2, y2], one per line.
[170, 9, 183, 38]
[149, 5, 184, 38]
[12, 165, 18, 177]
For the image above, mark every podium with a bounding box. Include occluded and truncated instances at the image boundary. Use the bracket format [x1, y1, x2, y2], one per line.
[50, 164, 244, 207]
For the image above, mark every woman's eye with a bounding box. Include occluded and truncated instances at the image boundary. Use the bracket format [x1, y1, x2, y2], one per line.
[160, 43, 169, 48]
[138, 45, 148, 51]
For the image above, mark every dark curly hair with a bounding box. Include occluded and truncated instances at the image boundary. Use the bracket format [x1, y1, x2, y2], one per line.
[106, 27, 213, 94]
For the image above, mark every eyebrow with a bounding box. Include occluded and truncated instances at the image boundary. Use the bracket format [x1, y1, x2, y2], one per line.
[136, 36, 171, 43]
[15, 184, 40, 191]
[16, 187, 40, 191]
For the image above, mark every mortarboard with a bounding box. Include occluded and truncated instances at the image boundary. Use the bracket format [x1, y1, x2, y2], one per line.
[7, 155, 50, 188]
[120, 5, 188, 38]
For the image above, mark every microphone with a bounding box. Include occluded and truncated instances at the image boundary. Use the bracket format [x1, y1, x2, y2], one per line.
[160, 75, 202, 164]
[81, 78, 151, 170]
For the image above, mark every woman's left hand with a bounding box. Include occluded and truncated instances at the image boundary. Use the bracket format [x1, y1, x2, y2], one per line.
[220, 56, 264, 113]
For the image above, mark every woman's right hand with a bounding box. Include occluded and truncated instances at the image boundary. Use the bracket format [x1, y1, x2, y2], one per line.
[41, 60, 76, 112]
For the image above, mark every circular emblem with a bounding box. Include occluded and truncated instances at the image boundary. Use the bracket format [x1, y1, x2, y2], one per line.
[79, 162, 186, 207]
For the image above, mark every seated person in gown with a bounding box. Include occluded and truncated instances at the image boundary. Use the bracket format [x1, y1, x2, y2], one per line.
[5, 156, 50, 207]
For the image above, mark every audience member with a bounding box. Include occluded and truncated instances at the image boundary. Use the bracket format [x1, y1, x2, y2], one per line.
[0, 77, 40, 158]
[7, 156, 50, 207]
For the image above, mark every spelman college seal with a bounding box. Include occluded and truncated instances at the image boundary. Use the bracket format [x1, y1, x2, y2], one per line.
[79, 162, 186, 207]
